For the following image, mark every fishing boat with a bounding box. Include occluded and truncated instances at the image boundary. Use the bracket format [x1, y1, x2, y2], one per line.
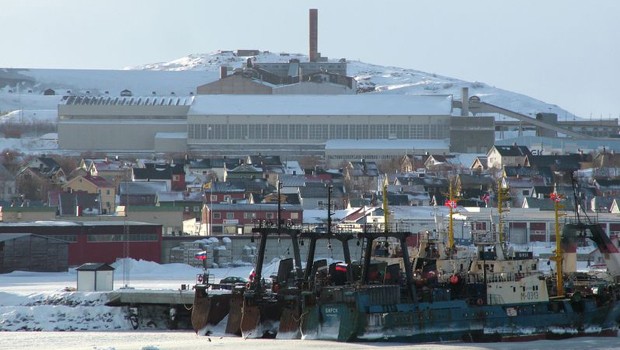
[299, 177, 620, 342]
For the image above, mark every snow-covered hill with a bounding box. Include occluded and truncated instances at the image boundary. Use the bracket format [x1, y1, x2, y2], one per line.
[0, 50, 579, 123]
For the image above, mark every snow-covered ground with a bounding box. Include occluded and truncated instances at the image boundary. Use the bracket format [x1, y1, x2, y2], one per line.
[1, 257, 618, 350]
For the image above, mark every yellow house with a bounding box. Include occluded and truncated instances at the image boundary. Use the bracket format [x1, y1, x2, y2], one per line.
[62, 175, 116, 214]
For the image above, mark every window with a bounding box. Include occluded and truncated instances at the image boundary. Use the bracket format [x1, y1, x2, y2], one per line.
[290, 212, 299, 220]
[210, 194, 217, 201]
[266, 213, 274, 219]
[226, 212, 235, 219]
[244, 212, 256, 219]
[213, 213, 221, 219]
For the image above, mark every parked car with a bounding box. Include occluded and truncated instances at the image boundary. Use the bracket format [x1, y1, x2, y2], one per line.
[219, 276, 248, 285]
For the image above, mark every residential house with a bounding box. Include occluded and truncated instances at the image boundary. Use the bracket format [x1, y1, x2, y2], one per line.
[502, 165, 552, 184]
[187, 157, 240, 182]
[423, 154, 459, 174]
[592, 149, 620, 176]
[593, 178, 620, 197]
[53, 191, 100, 216]
[387, 177, 429, 206]
[156, 191, 204, 220]
[78, 157, 131, 188]
[201, 203, 303, 235]
[486, 145, 531, 170]
[502, 177, 546, 208]
[455, 173, 495, 203]
[247, 155, 284, 184]
[118, 182, 168, 206]
[299, 182, 345, 210]
[0, 164, 16, 202]
[398, 154, 426, 173]
[226, 163, 263, 181]
[526, 153, 591, 184]
[62, 174, 116, 214]
[132, 162, 185, 191]
[344, 159, 380, 195]
[590, 196, 616, 213]
[204, 181, 248, 205]
[16, 156, 66, 201]
[470, 156, 488, 173]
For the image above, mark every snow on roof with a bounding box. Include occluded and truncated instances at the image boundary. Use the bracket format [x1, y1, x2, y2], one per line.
[60, 95, 194, 107]
[189, 94, 453, 116]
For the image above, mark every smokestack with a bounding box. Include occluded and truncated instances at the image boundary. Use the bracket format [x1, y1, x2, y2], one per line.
[461, 87, 469, 117]
[220, 66, 228, 79]
[309, 9, 318, 62]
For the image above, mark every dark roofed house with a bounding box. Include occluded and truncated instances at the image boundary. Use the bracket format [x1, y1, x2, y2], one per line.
[56, 191, 100, 216]
[526, 153, 591, 172]
[133, 162, 185, 191]
[344, 159, 380, 195]
[299, 182, 345, 210]
[487, 145, 531, 169]
[456, 173, 495, 201]
[471, 156, 488, 172]
[119, 181, 168, 206]
[226, 164, 263, 181]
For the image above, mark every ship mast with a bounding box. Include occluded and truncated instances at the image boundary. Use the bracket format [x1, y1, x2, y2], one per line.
[448, 181, 455, 250]
[382, 174, 389, 234]
[550, 187, 564, 296]
[497, 179, 504, 244]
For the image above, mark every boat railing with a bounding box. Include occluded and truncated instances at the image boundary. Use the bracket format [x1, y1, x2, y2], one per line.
[467, 271, 528, 284]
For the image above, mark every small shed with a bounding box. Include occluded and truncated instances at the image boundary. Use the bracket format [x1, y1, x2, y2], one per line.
[76, 263, 115, 291]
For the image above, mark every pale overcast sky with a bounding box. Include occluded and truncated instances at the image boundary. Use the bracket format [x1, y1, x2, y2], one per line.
[1, 0, 618, 119]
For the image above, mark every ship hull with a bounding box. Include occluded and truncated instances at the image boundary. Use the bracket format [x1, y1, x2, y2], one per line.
[190, 284, 232, 334]
[300, 288, 620, 343]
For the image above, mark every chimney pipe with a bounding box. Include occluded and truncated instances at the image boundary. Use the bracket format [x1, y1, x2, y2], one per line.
[309, 9, 318, 62]
[461, 87, 469, 117]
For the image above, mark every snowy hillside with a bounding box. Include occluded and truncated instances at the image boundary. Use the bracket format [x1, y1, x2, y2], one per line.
[0, 50, 579, 124]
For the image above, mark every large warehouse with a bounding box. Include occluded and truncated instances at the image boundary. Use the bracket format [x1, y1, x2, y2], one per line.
[57, 93, 495, 158]
[58, 95, 193, 152]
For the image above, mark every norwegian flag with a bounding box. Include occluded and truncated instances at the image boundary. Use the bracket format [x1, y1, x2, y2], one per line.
[445, 200, 457, 209]
[550, 193, 563, 202]
[482, 193, 490, 203]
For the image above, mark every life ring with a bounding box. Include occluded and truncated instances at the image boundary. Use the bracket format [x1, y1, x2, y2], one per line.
[449, 275, 459, 284]
[476, 298, 484, 306]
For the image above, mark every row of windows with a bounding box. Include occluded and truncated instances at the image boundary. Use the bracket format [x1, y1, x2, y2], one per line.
[327, 154, 399, 161]
[212, 212, 300, 220]
[188, 123, 449, 141]
[87, 233, 158, 242]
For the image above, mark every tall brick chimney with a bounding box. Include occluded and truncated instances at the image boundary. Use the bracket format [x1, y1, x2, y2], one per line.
[309, 9, 318, 62]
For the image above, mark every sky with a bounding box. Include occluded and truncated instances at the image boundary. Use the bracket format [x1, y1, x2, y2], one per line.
[1, 0, 619, 119]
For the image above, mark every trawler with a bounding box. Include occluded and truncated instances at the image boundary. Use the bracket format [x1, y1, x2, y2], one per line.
[299, 179, 620, 342]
